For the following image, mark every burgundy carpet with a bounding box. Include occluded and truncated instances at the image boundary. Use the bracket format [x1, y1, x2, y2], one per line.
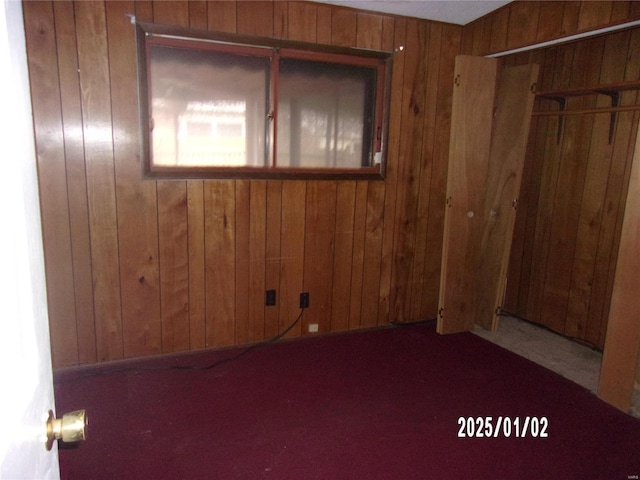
[55, 323, 640, 479]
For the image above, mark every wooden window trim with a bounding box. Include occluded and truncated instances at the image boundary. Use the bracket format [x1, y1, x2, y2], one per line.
[135, 22, 393, 181]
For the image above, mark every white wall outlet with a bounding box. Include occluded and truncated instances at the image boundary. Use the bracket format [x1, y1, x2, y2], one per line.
[308, 323, 319, 333]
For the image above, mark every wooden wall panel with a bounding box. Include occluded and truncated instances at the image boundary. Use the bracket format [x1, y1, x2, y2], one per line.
[585, 109, 640, 347]
[538, 41, 599, 335]
[598, 117, 640, 411]
[377, 19, 406, 326]
[287, 1, 317, 42]
[234, 180, 251, 344]
[565, 32, 628, 341]
[237, 1, 274, 36]
[204, 181, 236, 347]
[157, 182, 190, 353]
[593, 29, 640, 348]
[331, 7, 357, 47]
[389, 19, 429, 324]
[506, 1, 539, 50]
[347, 181, 367, 330]
[188, 181, 206, 349]
[264, 180, 283, 339]
[523, 109, 562, 324]
[23, 1, 79, 367]
[488, 7, 509, 53]
[303, 182, 338, 334]
[316, 5, 332, 44]
[107, 0, 162, 359]
[279, 181, 305, 337]
[536, 2, 565, 43]
[356, 9, 384, 330]
[421, 24, 460, 319]
[26, 0, 462, 368]
[409, 23, 440, 322]
[188, 1, 207, 27]
[462, 0, 640, 57]
[520, 48, 569, 325]
[361, 181, 385, 328]
[331, 182, 356, 332]
[578, 1, 613, 31]
[562, 2, 582, 36]
[53, 1, 96, 365]
[248, 181, 267, 343]
[208, 1, 236, 32]
[75, 1, 124, 362]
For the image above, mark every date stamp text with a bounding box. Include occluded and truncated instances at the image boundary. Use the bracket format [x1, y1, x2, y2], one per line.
[457, 416, 549, 438]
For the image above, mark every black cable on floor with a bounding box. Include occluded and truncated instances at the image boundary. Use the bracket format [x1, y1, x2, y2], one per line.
[390, 318, 437, 327]
[55, 308, 305, 385]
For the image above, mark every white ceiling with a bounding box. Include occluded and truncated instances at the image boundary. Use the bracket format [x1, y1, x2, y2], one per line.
[314, 0, 512, 26]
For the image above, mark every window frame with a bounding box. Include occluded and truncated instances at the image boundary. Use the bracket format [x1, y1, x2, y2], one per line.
[135, 22, 393, 180]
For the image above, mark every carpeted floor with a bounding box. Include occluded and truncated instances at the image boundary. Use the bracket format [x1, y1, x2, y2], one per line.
[54, 322, 640, 479]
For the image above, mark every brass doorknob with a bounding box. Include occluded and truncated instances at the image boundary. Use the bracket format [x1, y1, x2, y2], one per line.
[45, 409, 87, 451]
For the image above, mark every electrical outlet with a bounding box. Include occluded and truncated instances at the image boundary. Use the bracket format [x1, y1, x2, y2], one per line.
[265, 289, 276, 306]
[308, 323, 319, 333]
[299, 292, 309, 309]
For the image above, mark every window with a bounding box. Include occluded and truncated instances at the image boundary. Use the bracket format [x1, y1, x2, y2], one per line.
[136, 22, 392, 179]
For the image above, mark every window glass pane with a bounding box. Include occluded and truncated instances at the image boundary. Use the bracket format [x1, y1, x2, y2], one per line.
[276, 58, 376, 169]
[150, 45, 270, 168]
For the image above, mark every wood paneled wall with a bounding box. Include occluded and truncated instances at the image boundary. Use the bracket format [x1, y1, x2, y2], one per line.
[462, 2, 640, 349]
[23, 0, 461, 368]
[462, 0, 640, 56]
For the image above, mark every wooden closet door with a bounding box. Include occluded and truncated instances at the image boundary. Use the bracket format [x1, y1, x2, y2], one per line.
[438, 56, 538, 334]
